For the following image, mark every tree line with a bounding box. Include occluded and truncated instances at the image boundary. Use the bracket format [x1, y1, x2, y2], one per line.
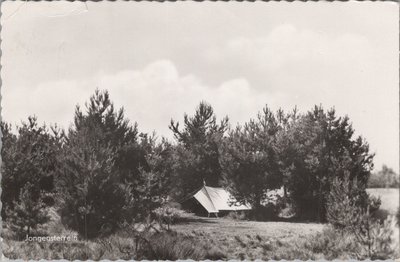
[368, 165, 399, 188]
[1, 89, 377, 239]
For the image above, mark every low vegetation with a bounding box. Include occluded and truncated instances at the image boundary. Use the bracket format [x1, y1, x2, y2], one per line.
[3, 208, 398, 260]
[3, 230, 226, 260]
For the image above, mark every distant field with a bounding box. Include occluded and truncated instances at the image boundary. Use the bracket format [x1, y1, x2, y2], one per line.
[367, 188, 399, 213]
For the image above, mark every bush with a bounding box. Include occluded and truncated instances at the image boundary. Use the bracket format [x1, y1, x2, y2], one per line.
[301, 226, 359, 259]
[1, 118, 61, 221]
[141, 231, 226, 260]
[371, 208, 390, 223]
[326, 175, 395, 259]
[6, 182, 50, 239]
[271, 224, 397, 260]
[368, 195, 382, 213]
[226, 211, 247, 221]
[327, 175, 374, 230]
[153, 206, 191, 230]
[3, 230, 226, 261]
[249, 204, 279, 221]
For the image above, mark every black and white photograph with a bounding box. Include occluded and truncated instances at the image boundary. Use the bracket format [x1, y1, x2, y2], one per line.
[1, 1, 399, 260]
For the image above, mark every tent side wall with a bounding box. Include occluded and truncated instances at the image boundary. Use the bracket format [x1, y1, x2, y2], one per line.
[181, 197, 211, 216]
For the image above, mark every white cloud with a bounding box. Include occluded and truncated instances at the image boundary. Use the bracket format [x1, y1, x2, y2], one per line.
[215, 23, 375, 78]
[205, 24, 398, 170]
[3, 60, 273, 138]
[2, 19, 398, 170]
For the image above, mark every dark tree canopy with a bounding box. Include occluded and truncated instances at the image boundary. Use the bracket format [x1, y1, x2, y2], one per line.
[220, 106, 283, 209]
[283, 106, 374, 221]
[56, 90, 156, 238]
[1, 117, 61, 220]
[169, 102, 229, 197]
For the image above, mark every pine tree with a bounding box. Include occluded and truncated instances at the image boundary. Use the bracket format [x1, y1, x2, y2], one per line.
[169, 102, 228, 197]
[1, 118, 61, 220]
[57, 89, 143, 238]
[124, 135, 174, 222]
[220, 105, 282, 213]
[327, 175, 393, 259]
[286, 106, 374, 221]
[7, 182, 49, 239]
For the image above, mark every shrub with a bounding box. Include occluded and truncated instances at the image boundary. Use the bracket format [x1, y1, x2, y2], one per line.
[269, 223, 396, 260]
[3, 229, 226, 261]
[278, 203, 296, 218]
[153, 206, 190, 230]
[368, 195, 382, 213]
[354, 215, 395, 259]
[249, 203, 279, 221]
[226, 211, 247, 221]
[1, 118, 61, 221]
[297, 226, 359, 259]
[141, 231, 226, 260]
[6, 182, 50, 239]
[327, 175, 377, 230]
[371, 208, 390, 223]
[326, 175, 395, 259]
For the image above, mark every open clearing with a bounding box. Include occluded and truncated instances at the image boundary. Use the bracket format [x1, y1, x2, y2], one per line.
[172, 188, 398, 241]
[170, 189, 398, 259]
[173, 216, 323, 240]
[172, 216, 324, 259]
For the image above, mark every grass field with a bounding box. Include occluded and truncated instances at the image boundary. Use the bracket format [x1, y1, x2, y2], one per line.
[367, 188, 399, 213]
[171, 189, 400, 260]
[174, 216, 323, 241]
[172, 216, 324, 260]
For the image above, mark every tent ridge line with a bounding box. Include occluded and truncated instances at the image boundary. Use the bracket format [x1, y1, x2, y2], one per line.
[203, 186, 218, 214]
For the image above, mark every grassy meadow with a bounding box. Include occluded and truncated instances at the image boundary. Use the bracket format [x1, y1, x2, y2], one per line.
[2, 215, 329, 260]
[3, 212, 398, 260]
[173, 216, 324, 260]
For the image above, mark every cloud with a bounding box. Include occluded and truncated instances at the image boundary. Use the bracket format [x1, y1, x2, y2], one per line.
[204, 24, 398, 170]
[2, 60, 273, 138]
[2, 23, 398, 170]
[226, 24, 374, 71]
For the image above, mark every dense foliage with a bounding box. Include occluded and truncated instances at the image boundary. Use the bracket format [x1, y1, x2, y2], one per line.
[282, 106, 374, 221]
[220, 106, 282, 211]
[1, 89, 384, 240]
[169, 102, 228, 198]
[56, 90, 173, 238]
[1, 117, 61, 234]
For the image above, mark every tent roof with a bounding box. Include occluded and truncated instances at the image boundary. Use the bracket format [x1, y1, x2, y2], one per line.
[192, 186, 251, 213]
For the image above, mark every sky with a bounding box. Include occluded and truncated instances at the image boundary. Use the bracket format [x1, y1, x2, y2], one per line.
[1, 2, 398, 171]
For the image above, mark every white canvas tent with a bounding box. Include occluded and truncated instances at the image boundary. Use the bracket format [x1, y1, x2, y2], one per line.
[183, 185, 251, 216]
